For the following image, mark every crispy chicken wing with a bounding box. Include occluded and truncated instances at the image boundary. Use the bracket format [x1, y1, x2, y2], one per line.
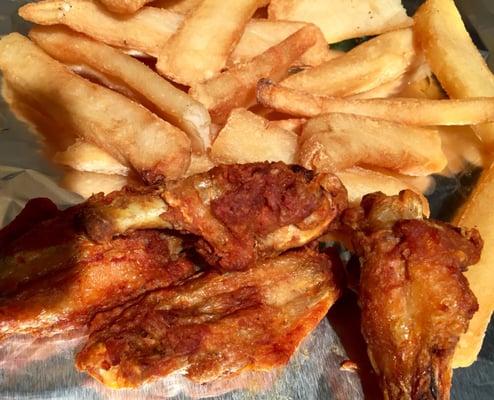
[344, 191, 482, 400]
[76, 248, 343, 388]
[0, 199, 196, 339]
[82, 162, 347, 270]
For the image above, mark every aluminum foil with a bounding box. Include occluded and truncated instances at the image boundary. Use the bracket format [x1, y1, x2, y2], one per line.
[0, 0, 493, 399]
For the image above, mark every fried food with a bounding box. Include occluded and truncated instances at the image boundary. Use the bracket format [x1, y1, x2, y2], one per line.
[414, 0, 494, 148]
[210, 108, 298, 165]
[18, 0, 182, 57]
[82, 162, 347, 270]
[30, 26, 211, 152]
[156, 0, 267, 85]
[0, 198, 196, 339]
[0, 33, 191, 183]
[190, 24, 319, 124]
[268, 0, 411, 43]
[257, 79, 494, 125]
[299, 113, 446, 176]
[229, 19, 339, 67]
[279, 28, 419, 97]
[345, 191, 482, 400]
[98, 0, 153, 13]
[151, 0, 203, 14]
[76, 248, 342, 388]
[453, 163, 494, 367]
[61, 170, 139, 198]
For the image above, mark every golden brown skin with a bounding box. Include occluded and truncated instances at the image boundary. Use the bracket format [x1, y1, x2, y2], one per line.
[0, 199, 197, 339]
[83, 162, 348, 270]
[76, 248, 343, 388]
[344, 191, 482, 400]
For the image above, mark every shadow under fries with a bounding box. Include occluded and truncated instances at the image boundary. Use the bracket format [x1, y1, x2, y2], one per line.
[0, 319, 364, 399]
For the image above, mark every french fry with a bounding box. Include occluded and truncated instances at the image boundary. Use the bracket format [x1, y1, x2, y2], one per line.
[210, 108, 297, 165]
[335, 167, 430, 217]
[156, 0, 267, 85]
[18, 0, 182, 57]
[268, 0, 412, 43]
[396, 75, 446, 100]
[151, 0, 203, 14]
[190, 24, 319, 124]
[279, 28, 420, 97]
[257, 80, 494, 126]
[184, 154, 215, 177]
[0, 33, 191, 183]
[453, 163, 494, 367]
[98, 0, 154, 13]
[61, 169, 138, 198]
[414, 0, 494, 148]
[229, 20, 340, 67]
[30, 26, 211, 152]
[54, 140, 129, 176]
[299, 113, 446, 176]
[267, 118, 306, 134]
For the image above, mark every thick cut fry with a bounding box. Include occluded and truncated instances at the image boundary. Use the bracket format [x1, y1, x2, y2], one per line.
[157, 0, 267, 85]
[61, 170, 139, 198]
[0, 33, 191, 183]
[299, 113, 446, 176]
[151, 0, 202, 14]
[335, 167, 430, 217]
[30, 26, 211, 152]
[279, 28, 419, 97]
[210, 109, 297, 165]
[184, 154, 215, 177]
[229, 20, 339, 67]
[54, 140, 129, 176]
[267, 118, 306, 134]
[190, 25, 318, 124]
[257, 80, 494, 126]
[98, 0, 153, 13]
[414, 0, 494, 148]
[453, 163, 494, 367]
[268, 0, 411, 43]
[18, 0, 182, 57]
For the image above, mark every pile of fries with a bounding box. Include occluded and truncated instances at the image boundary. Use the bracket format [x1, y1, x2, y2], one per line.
[0, 0, 494, 370]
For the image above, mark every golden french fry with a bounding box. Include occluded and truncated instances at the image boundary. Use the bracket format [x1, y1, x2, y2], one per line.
[54, 140, 129, 176]
[267, 118, 306, 134]
[210, 108, 298, 165]
[30, 26, 211, 152]
[279, 28, 420, 97]
[184, 154, 216, 177]
[268, 0, 412, 43]
[396, 75, 446, 100]
[414, 0, 494, 148]
[335, 167, 430, 217]
[0, 33, 191, 183]
[229, 20, 339, 67]
[257, 80, 494, 126]
[151, 0, 203, 14]
[18, 0, 182, 57]
[61, 169, 138, 198]
[190, 24, 319, 124]
[156, 0, 267, 85]
[299, 113, 446, 176]
[453, 163, 494, 367]
[98, 0, 153, 13]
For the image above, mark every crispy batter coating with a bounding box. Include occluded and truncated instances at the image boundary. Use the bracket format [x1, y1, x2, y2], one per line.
[83, 162, 348, 270]
[0, 199, 196, 339]
[346, 191, 482, 400]
[76, 249, 342, 388]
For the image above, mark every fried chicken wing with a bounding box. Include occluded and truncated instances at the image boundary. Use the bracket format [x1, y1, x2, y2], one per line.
[76, 248, 343, 388]
[83, 162, 347, 270]
[0, 199, 196, 339]
[345, 191, 482, 400]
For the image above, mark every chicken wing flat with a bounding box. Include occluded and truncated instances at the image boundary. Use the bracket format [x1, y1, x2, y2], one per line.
[0, 199, 196, 339]
[345, 191, 482, 400]
[82, 162, 347, 270]
[76, 248, 343, 388]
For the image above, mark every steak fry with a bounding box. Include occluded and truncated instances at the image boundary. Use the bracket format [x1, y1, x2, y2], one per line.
[83, 162, 347, 270]
[345, 191, 482, 400]
[76, 248, 342, 388]
[0, 199, 196, 339]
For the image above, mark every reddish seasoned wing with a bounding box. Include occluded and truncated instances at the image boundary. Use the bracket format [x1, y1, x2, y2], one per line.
[0, 200, 196, 339]
[76, 249, 342, 388]
[345, 191, 482, 400]
[83, 162, 347, 270]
